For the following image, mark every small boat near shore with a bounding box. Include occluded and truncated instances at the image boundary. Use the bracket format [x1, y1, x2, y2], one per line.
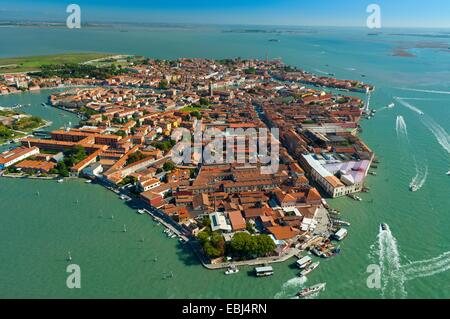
[299, 262, 320, 277]
[332, 219, 351, 227]
[137, 209, 146, 215]
[225, 265, 239, 275]
[347, 194, 362, 201]
[297, 283, 326, 298]
[57, 179, 64, 183]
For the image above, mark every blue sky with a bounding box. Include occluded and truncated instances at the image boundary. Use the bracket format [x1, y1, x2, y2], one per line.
[0, 0, 449, 28]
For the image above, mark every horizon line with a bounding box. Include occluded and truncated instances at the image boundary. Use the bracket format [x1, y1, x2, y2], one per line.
[1, 19, 450, 30]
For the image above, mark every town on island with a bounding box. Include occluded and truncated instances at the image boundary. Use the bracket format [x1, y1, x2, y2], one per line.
[0, 54, 377, 294]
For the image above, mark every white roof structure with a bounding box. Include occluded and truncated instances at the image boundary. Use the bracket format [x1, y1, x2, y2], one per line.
[301, 218, 318, 231]
[209, 212, 232, 232]
[341, 174, 355, 186]
[334, 228, 348, 240]
[303, 154, 333, 178]
[297, 256, 312, 267]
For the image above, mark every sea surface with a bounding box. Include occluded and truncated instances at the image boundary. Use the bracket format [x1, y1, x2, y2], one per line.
[0, 25, 449, 298]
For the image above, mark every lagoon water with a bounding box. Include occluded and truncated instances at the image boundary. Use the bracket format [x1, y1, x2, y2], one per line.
[0, 25, 449, 298]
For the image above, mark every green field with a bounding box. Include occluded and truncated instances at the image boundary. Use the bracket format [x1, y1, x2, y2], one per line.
[0, 53, 114, 74]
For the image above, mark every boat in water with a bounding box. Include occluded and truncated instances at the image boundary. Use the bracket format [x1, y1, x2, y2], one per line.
[299, 262, 320, 277]
[446, 170, 450, 176]
[380, 223, 389, 232]
[409, 184, 419, 192]
[57, 179, 64, 183]
[137, 209, 146, 215]
[225, 265, 239, 275]
[297, 283, 326, 298]
[388, 103, 395, 108]
[255, 265, 274, 277]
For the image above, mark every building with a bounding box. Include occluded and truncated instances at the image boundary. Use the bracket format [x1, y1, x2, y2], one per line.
[15, 160, 56, 174]
[209, 211, 232, 232]
[0, 146, 39, 169]
[227, 210, 247, 231]
[138, 177, 161, 192]
[302, 154, 371, 198]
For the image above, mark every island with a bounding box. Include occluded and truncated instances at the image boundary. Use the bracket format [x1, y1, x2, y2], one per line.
[0, 108, 48, 145]
[0, 55, 376, 274]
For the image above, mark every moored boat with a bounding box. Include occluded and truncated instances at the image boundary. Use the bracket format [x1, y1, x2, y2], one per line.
[255, 265, 274, 277]
[296, 256, 313, 269]
[225, 265, 239, 275]
[299, 262, 320, 277]
[332, 228, 348, 241]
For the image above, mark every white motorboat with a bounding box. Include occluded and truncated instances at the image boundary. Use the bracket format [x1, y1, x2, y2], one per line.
[299, 262, 320, 277]
[297, 283, 326, 298]
[225, 265, 239, 275]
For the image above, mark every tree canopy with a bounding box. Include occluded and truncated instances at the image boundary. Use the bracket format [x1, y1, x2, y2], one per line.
[230, 232, 276, 258]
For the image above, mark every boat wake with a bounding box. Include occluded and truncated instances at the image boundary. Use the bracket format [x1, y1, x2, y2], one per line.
[395, 97, 425, 115]
[397, 87, 450, 95]
[375, 225, 407, 298]
[274, 276, 308, 299]
[422, 116, 450, 155]
[409, 161, 428, 192]
[395, 116, 408, 137]
[396, 98, 450, 155]
[370, 225, 450, 298]
[401, 251, 450, 281]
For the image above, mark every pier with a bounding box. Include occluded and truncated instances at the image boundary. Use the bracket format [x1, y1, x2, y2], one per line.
[141, 208, 189, 243]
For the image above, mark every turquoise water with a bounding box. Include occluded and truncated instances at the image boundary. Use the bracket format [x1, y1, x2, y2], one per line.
[0, 26, 449, 298]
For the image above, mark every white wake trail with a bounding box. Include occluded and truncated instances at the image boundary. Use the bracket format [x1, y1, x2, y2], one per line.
[395, 116, 408, 137]
[397, 88, 450, 95]
[274, 276, 308, 299]
[396, 98, 450, 154]
[422, 117, 450, 154]
[409, 160, 428, 191]
[401, 251, 450, 281]
[376, 226, 407, 299]
[395, 98, 425, 115]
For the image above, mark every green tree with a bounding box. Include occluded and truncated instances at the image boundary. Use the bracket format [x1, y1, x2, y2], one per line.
[254, 235, 276, 256]
[159, 79, 169, 89]
[190, 110, 202, 120]
[163, 161, 175, 172]
[230, 233, 275, 258]
[126, 151, 146, 165]
[199, 97, 209, 106]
